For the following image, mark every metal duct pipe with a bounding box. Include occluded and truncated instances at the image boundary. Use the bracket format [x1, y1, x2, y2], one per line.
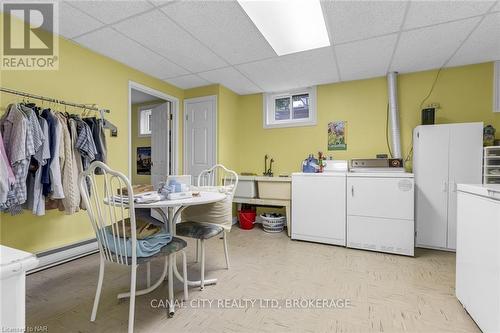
[387, 72, 402, 159]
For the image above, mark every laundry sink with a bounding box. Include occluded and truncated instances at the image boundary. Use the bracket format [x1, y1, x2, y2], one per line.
[254, 176, 291, 200]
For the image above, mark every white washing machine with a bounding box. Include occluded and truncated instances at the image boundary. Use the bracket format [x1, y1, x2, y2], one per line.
[292, 172, 347, 246]
[346, 172, 415, 256]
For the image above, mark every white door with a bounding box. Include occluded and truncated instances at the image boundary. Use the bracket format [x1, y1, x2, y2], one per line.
[414, 125, 450, 249]
[446, 123, 483, 250]
[291, 174, 346, 246]
[151, 103, 170, 186]
[184, 96, 216, 183]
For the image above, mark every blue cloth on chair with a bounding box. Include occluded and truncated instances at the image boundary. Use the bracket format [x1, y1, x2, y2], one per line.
[102, 227, 172, 258]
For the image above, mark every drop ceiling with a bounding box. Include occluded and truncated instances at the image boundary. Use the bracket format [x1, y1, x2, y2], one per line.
[51, 0, 500, 94]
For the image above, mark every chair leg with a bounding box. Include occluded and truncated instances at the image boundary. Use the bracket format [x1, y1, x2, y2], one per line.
[128, 264, 137, 333]
[146, 262, 151, 288]
[195, 239, 200, 263]
[223, 231, 230, 270]
[91, 257, 105, 322]
[168, 255, 174, 316]
[200, 239, 205, 290]
[181, 251, 188, 301]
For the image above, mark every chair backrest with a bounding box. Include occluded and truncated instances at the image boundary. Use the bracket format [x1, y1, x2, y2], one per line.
[197, 164, 239, 199]
[79, 161, 137, 266]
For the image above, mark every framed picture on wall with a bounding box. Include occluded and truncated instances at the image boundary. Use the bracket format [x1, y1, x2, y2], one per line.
[137, 147, 152, 175]
[328, 121, 347, 151]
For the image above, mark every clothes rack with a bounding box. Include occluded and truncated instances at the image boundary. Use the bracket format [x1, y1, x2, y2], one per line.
[0, 86, 110, 113]
[0, 86, 117, 136]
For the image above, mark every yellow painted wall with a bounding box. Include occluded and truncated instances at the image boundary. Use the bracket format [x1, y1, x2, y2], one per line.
[0, 14, 183, 253]
[1, 13, 498, 254]
[131, 101, 164, 185]
[184, 84, 240, 172]
[234, 63, 498, 175]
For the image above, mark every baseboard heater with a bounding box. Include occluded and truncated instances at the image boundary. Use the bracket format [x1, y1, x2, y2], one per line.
[28, 239, 98, 274]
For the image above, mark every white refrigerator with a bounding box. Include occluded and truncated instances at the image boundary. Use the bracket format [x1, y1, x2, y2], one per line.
[413, 122, 483, 251]
[291, 172, 346, 246]
[456, 184, 500, 333]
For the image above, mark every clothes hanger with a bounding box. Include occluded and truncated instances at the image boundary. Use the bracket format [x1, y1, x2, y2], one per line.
[100, 109, 118, 137]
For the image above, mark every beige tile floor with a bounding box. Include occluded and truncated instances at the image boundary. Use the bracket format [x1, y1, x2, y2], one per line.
[26, 227, 480, 333]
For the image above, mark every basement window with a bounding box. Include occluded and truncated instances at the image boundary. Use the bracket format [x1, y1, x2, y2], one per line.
[263, 86, 317, 128]
[138, 107, 153, 137]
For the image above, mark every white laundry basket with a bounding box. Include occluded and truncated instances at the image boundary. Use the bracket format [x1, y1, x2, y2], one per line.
[260, 214, 286, 233]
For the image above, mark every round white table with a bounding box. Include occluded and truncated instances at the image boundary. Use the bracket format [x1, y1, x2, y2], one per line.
[116, 191, 226, 314]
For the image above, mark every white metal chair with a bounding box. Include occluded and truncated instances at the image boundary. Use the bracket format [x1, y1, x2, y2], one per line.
[79, 161, 188, 333]
[176, 164, 238, 289]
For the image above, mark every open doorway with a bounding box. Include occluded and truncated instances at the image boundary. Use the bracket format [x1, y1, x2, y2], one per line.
[128, 81, 179, 188]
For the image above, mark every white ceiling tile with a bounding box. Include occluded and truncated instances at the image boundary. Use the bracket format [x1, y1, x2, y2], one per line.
[322, 0, 407, 44]
[58, 2, 104, 39]
[114, 10, 227, 72]
[198, 67, 261, 95]
[336, 34, 398, 82]
[161, 1, 276, 65]
[493, 1, 500, 12]
[448, 12, 500, 66]
[404, 1, 495, 29]
[391, 17, 480, 73]
[73, 27, 188, 79]
[164, 75, 211, 89]
[69, 0, 153, 24]
[236, 47, 339, 92]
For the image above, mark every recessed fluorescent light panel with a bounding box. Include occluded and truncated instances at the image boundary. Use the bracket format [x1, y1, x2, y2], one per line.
[238, 0, 330, 56]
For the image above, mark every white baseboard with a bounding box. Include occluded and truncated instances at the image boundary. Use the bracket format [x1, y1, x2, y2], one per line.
[29, 239, 98, 274]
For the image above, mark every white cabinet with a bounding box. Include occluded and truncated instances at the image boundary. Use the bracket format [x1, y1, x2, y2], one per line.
[347, 173, 414, 256]
[413, 123, 483, 250]
[291, 173, 346, 246]
[456, 184, 500, 333]
[0, 246, 39, 331]
[483, 146, 500, 185]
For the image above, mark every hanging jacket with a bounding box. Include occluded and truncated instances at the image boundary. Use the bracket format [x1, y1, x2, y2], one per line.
[55, 113, 80, 214]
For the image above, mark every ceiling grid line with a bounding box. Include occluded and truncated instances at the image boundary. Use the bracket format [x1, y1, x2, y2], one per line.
[53, 0, 500, 94]
[64, 2, 198, 78]
[333, 11, 493, 48]
[109, 26, 194, 79]
[67, 2, 157, 40]
[320, 0, 342, 82]
[443, 2, 498, 68]
[157, 5, 265, 91]
[155, 7, 230, 67]
[387, 1, 412, 74]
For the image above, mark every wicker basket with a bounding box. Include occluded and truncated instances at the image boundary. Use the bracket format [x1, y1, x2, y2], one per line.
[260, 214, 286, 233]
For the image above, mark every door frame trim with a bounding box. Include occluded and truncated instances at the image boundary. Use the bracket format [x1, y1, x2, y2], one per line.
[183, 95, 217, 175]
[128, 81, 180, 180]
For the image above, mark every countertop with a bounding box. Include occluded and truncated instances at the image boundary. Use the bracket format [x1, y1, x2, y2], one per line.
[238, 175, 291, 182]
[457, 184, 500, 198]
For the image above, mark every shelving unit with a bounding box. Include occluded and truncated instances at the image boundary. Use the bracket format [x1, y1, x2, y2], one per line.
[483, 146, 500, 184]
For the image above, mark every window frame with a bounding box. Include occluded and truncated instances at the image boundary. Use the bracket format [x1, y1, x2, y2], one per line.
[137, 104, 157, 137]
[263, 86, 317, 129]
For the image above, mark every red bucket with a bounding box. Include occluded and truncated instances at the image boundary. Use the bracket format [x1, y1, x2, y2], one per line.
[238, 210, 256, 230]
